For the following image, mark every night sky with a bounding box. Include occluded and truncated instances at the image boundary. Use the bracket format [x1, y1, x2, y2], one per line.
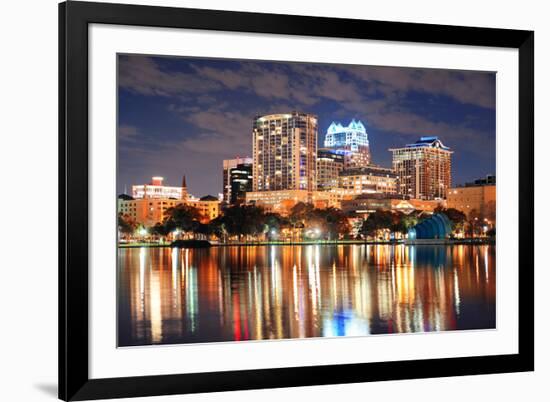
[118, 54, 496, 198]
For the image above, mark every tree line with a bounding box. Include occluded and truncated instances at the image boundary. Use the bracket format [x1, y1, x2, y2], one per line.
[118, 201, 493, 242]
[118, 202, 350, 242]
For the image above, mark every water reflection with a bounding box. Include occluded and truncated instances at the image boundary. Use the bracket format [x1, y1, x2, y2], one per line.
[118, 244, 496, 346]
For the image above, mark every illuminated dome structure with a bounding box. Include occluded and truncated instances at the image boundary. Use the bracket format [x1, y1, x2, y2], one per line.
[324, 119, 370, 168]
[407, 213, 453, 240]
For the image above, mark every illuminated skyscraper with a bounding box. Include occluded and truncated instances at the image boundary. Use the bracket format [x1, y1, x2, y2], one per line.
[252, 112, 318, 192]
[223, 157, 253, 203]
[324, 119, 371, 168]
[229, 162, 253, 205]
[390, 136, 453, 200]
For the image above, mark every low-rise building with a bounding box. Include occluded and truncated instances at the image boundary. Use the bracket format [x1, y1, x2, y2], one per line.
[245, 189, 350, 215]
[132, 176, 188, 200]
[407, 198, 445, 213]
[312, 189, 352, 210]
[119, 176, 221, 226]
[340, 194, 443, 216]
[186, 195, 221, 222]
[446, 176, 496, 219]
[118, 196, 180, 227]
[245, 190, 312, 215]
[118, 195, 221, 226]
[338, 165, 397, 196]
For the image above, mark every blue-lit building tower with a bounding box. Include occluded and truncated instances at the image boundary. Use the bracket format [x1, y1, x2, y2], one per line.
[324, 119, 371, 168]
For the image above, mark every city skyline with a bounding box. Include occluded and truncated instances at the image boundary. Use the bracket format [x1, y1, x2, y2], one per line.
[118, 54, 496, 197]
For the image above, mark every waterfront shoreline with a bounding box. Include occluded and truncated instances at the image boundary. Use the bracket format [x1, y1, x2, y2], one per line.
[118, 238, 495, 248]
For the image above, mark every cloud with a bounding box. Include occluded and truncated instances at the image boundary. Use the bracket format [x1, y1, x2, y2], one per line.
[367, 108, 493, 157]
[118, 55, 221, 96]
[118, 55, 496, 194]
[118, 124, 139, 141]
[288, 65, 364, 104]
[342, 65, 496, 109]
[191, 63, 295, 101]
[119, 55, 495, 111]
[173, 103, 251, 157]
[191, 65, 248, 90]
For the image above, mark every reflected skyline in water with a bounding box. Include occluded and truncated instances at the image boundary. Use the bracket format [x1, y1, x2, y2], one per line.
[118, 244, 495, 346]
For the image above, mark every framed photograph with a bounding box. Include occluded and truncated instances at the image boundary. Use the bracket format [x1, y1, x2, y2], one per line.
[59, 1, 534, 400]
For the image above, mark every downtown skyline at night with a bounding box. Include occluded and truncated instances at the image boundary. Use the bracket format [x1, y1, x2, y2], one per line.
[117, 54, 496, 197]
[117, 53, 497, 347]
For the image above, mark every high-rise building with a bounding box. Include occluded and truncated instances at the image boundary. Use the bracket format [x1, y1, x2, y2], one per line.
[324, 119, 371, 168]
[338, 165, 398, 196]
[229, 162, 253, 205]
[317, 148, 345, 191]
[132, 176, 188, 200]
[390, 136, 453, 200]
[252, 112, 318, 192]
[223, 157, 253, 203]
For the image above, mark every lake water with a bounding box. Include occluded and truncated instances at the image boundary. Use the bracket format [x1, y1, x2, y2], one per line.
[117, 244, 495, 346]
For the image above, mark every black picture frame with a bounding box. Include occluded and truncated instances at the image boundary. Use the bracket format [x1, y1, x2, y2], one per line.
[59, 1, 534, 400]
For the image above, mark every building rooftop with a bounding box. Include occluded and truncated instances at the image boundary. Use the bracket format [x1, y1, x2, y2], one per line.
[327, 118, 366, 134]
[352, 193, 405, 200]
[455, 175, 496, 188]
[254, 111, 317, 121]
[199, 195, 219, 202]
[339, 165, 396, 177]
[404, 136, 451, 150]
[389, 136, 451, 151]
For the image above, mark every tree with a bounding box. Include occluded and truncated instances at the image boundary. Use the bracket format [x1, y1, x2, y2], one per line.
[289, 202, 315, 225]
[118, 213, 136, 236]
[219, 205, 266, 240]
[194, 222, 215, 240]
[400, 213, 419, 233]
[466, 209, 482, 237]
[434, 207, 467, 235]
[360, 210, 393, 239]
[359, 210, 418, 239]
[389, 211, 409, 236]
[151, 222, 171, 240]
[309, 207, 350, 240]
[434, 207, 466, 229]
[208, 216, 227, 240]
[264, 213, 289, 239]
[163, 204, 203, 235]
